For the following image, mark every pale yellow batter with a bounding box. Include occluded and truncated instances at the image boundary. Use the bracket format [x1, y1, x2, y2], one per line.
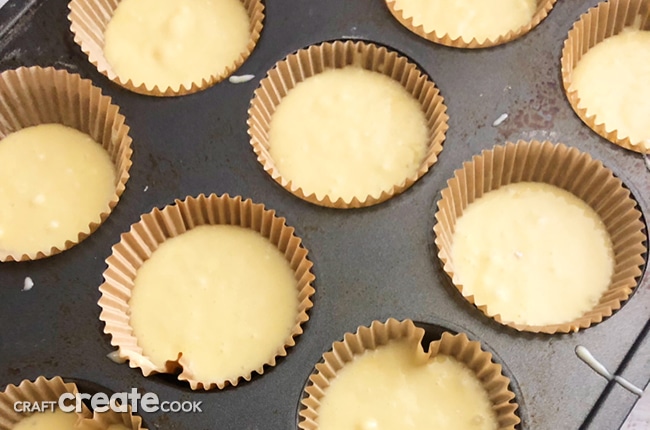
[0, 124, 116, 259]
[103, 0, 251, 90]
[106, 425, 129, 430]
[13, 409, 79, 429]
[570, 28, 650, 151]
[451, 182, 615, 326]
[268, 66, 428, 202]
[393, 0, 537, 43]
[317, 339, 497, 430]
[129, 225, 299, 385]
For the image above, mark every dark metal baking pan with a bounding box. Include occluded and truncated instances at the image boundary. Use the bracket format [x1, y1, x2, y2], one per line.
[0, 0, 648, 429]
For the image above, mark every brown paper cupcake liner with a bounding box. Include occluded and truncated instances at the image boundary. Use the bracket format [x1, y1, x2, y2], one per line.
[247, 40, 448, 209]
[386, 0, 557, 48]
[79, 408, 147, 430]
[561, 0, 650, 153]
[98, 193, 316, 390]
[0, 376, 91, 429]
[0, 66, 133, 262]
[299, 318, 520, 430]
[68, 0, 264, 97]
[433, 140, 647, 334]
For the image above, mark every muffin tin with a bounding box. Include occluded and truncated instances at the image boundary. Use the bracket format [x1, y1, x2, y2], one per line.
[0, 0, 648, 429]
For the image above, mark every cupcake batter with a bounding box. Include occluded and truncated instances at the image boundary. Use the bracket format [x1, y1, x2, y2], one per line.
[0, 124, 116, 259]
[103, 0, 250, 90]
[268, 66, 428, 203]
[317, 339, 497, 430]
[570, 28, 650, 151]
[128, 225, 299, 385]
[13, 409, 79, 429]
[392, 0, 537, 43]
[451, 182, 615, 326]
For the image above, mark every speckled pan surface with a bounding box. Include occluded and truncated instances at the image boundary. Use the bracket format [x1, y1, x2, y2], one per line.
[0, 0, 648, 429]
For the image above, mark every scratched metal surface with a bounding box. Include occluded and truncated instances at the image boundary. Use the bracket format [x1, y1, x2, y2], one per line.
[0, 0, 648, 429]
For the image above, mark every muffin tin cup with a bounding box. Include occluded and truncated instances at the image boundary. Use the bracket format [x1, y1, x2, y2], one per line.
[68, 0, 264, 97]
[98, 193, 316, 390]
[0, 376, 91, 429]
[385, 0, 557, 48]
[0, 66, 133, 262]
[433, 140, 647, 334]
[247, 39, 448, 209]
[298, 318, 520, 430]
[561, 0, 650, 153]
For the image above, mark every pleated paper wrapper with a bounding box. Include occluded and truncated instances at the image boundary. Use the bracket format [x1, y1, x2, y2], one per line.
[561, 0, 650, 153]
[385, 0, 557, 48]
[0, 376, 91, 429]
[0, 66, 132, 262]
[433, 140, 647, 334]
[248, 40, 448, 208]
[79, 408, 147, 430]
[68, 0, 264, 96]
[298, 318, 520, 430]
[98, 193, 315, 390]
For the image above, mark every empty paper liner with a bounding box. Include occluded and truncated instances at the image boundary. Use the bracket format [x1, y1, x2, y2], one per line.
[561, 0, 650, 153]
[433, 140, 647, 334]
[385, 0, 557, 48]
[298, 318, 520, 430]
[247, 39, 448, 208]
[0, 66, 132, 262]
[68, 0, 264, 96]
[98, 193, 315, 390]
